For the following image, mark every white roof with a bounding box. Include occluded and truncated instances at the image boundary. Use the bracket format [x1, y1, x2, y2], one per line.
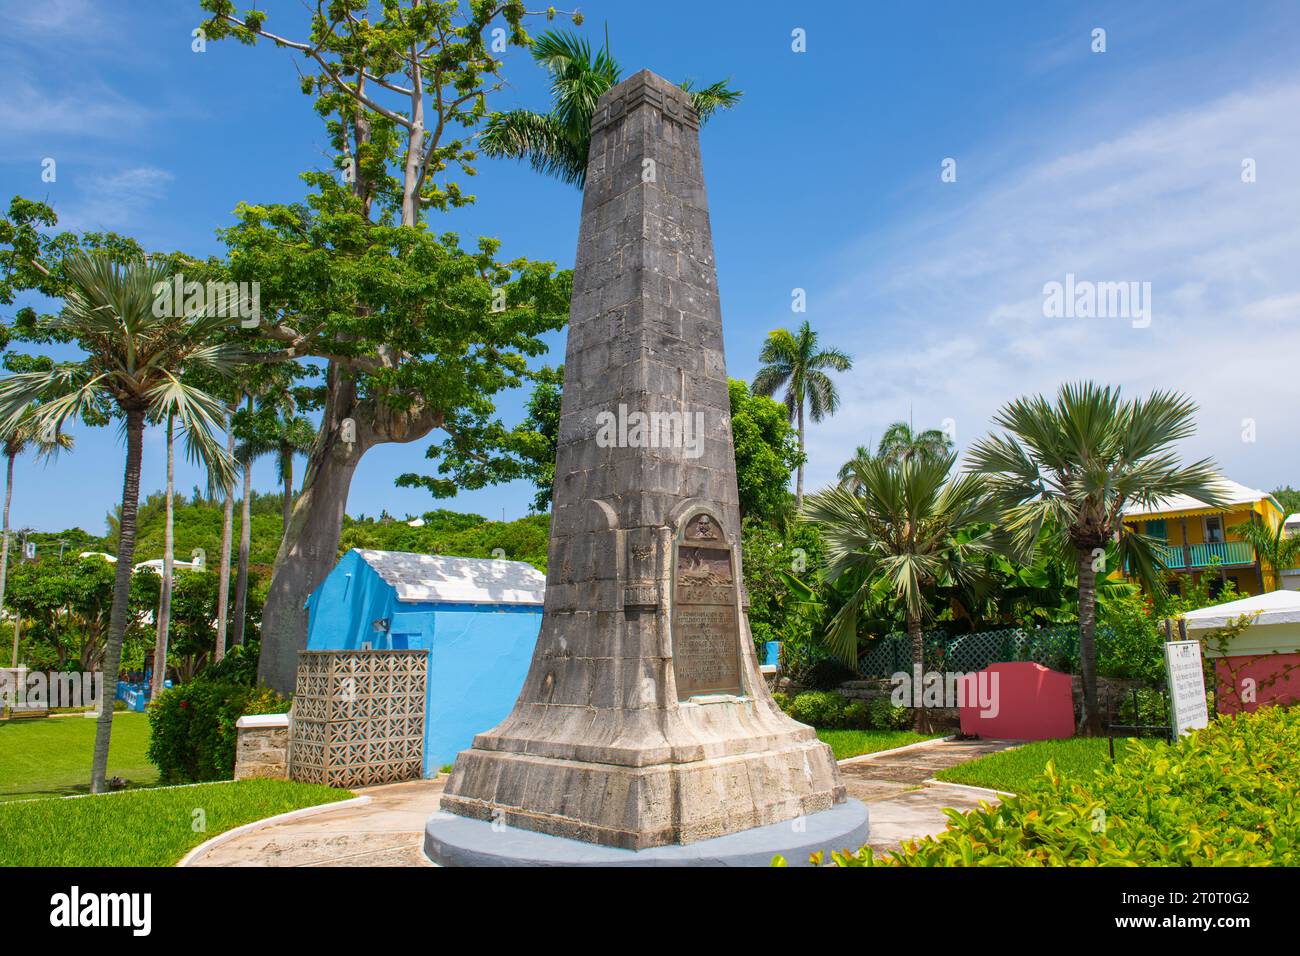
[1122, 477, 1275, 519]
[1284, 513, 1300, 526]
[354, 549, 545, 606]
[1182, 589, 1300, 630]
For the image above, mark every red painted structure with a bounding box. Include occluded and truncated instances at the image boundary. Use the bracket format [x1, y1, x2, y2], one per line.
[1213, 652, 1300, 714]
[958, 661, 1075, 740]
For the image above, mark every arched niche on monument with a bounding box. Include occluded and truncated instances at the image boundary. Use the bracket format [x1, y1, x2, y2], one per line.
[670, 507, 745, 701]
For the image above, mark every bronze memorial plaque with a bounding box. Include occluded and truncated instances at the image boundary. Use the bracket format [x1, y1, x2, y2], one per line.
[672, 512, 743, 698]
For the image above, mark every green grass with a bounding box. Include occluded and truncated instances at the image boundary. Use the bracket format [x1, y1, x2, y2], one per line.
[815, 729, 941, 761]
[0, 712, 158, 802]
[934, 737, 1142, 793]
[0, 779, 354, 866]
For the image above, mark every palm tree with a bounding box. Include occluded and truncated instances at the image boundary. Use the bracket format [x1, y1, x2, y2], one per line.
[1237, 518, 1300, 592]
[802, 452, 1000, 731]
[966, 383, 1225, 735]
[752, 321, 853, 509]
[0, 250, 239, 793]
[876, 420, 953, 464]
[214, 403, 236, 663]
[230, 394, 254, 649]
[1, 408, 73, 666]
[149, 412, 175, 698]
[479, 29, 742, 188]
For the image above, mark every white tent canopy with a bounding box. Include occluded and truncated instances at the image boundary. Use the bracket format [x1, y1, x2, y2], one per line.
[1182, 590, 1300, 657]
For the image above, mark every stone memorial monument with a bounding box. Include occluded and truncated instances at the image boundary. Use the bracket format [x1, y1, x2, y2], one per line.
[425, 70, 867, 865]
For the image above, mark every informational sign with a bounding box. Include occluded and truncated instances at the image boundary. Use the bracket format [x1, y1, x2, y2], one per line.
[1164, 640, 1209, 737]
[671, 511, 742, 699]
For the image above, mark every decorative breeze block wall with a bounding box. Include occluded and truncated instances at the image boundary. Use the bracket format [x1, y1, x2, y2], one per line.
[289, 649, 428, 788]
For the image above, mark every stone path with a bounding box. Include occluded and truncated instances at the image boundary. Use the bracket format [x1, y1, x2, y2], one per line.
[184, 778, 445, 867]
[185, 737, 1018, 865]
[837, 736, 1020, 852]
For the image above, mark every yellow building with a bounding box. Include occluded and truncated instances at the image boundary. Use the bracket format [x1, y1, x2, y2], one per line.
[1121, 478, 1285, 596]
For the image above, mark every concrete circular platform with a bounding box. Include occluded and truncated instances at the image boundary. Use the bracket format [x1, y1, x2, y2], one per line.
[423, 799, 868, 867]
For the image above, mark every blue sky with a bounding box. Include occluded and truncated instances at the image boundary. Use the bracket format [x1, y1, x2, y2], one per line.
[2, 0, 1298, 536]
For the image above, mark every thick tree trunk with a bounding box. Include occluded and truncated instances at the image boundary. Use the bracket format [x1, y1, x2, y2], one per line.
[281, 448, 293, 531]
[91, 407, 146, 794]
[257, 423, 361, 693]
[908, 611, 927, 733]
[1076, 548, 1103, 736]
[231, 446, 253, 647]
[150, 415, 175, 698]
[257, 368, 440, 693]
[214, 410, 235, 662]
[3, 452, 14, 667]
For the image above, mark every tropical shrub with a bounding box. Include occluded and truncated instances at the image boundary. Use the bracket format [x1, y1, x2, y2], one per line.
[843, 699, 872, 730]
[786, 691, 849, 728]
[147, 678, 289, 783]
[811, 706, 1300, 866]
[867, 697, 912, 731]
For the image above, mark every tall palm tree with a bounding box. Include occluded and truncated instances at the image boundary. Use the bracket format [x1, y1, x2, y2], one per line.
[479, 29, 742, 188]
[1, 408, 73, 666]
[0, 250, 239, 792]
[1237, 518, 1300, 592]
[966, 383, 1225, 735]
[214, 404, 236, 663]
[230, 394, 254, 649]
[876, 420, 953, 464]
[752, 321, 853, 509]
[802, 452, 1000, 731]
[150, 412, 175, 698]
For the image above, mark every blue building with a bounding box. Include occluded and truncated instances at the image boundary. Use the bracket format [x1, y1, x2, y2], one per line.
[304, 549, 545, 776]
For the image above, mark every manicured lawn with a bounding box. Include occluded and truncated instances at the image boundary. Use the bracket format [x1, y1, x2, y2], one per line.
[815, 729, 941, 761]
[934, 736, 1145, 793]
[0, 712, 158, 802]
[0, 779, 354, 866]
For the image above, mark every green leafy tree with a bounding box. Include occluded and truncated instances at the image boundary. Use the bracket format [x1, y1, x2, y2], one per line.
[0, 250, 239, 792]
[6, 555, 155, 674]
[800, 453, 1000, 731]
[0, 386, 74, 665]
[1270, 486, 1300, 516]
[510, 364, 563, 512]
[729, 379, 802, 524]
[197, 1, 574, 692]
[967, 383, 1225, 735]
[480, 28, 741, 187]
[752, 321, 853, 509]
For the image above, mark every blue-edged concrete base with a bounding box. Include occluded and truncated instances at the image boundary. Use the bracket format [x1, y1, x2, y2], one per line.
[423, 799, 868, 867]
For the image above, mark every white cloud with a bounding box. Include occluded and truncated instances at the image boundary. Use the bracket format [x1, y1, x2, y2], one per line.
[54, 165, 175, 233]
[808, 76, 1300, 494]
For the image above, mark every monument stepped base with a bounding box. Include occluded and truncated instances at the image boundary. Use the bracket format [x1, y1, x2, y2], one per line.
[424, 799, 868, 867]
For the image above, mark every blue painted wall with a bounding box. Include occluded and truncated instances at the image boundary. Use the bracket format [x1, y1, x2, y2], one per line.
[305, 551, 541, 777]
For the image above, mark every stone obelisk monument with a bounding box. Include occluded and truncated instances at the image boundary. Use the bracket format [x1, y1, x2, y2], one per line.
[427, 70, 865, 864]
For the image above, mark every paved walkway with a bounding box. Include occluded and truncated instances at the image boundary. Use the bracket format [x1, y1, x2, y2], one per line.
[185, 778, 445, 867]
[838, 736, 1019, 852]
[186, 737, 1018, 866]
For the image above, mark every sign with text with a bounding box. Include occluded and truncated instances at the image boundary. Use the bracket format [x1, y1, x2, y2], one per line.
[1164, 640, 1209, 737]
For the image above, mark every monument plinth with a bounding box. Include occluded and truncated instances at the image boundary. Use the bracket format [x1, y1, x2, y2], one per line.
[427, 70, 865, 863]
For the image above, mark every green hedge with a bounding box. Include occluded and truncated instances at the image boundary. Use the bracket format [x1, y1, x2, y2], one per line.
[815, 705, 1300, 866]
[774, 690, 909, 731]
[146, 680, 289, 784]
